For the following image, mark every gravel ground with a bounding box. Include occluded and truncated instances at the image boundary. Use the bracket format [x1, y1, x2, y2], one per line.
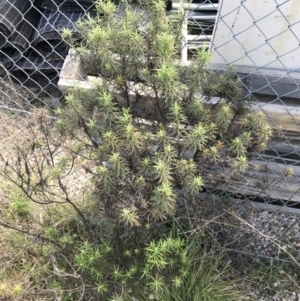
[233, 209, 300, 301]
[0, 73, 59, 111]
[0, 71, 35, 109]
[233, 209, 300, 259]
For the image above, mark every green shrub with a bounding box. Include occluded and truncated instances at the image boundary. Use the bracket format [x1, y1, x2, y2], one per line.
[60, 0, 271, 226]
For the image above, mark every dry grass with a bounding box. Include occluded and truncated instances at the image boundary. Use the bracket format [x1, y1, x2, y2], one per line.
[0, 109, 96, 301]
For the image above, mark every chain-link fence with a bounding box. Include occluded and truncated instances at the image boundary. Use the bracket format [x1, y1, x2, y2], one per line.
[211, 0, 300, 204]
[0, 1, 300, 298]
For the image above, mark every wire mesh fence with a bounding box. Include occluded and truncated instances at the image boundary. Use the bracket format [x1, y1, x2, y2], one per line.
[0, 1, 300, 297]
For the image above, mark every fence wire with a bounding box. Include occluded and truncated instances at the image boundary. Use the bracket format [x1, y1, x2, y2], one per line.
[0, 0, 300, 291]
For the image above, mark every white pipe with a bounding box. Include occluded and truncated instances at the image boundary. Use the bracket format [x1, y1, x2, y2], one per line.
[181, 15, 188, 64]
[172, 3, 219, 11]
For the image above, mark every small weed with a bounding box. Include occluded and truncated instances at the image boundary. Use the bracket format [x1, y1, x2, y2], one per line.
[12, 283, 23, 298]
